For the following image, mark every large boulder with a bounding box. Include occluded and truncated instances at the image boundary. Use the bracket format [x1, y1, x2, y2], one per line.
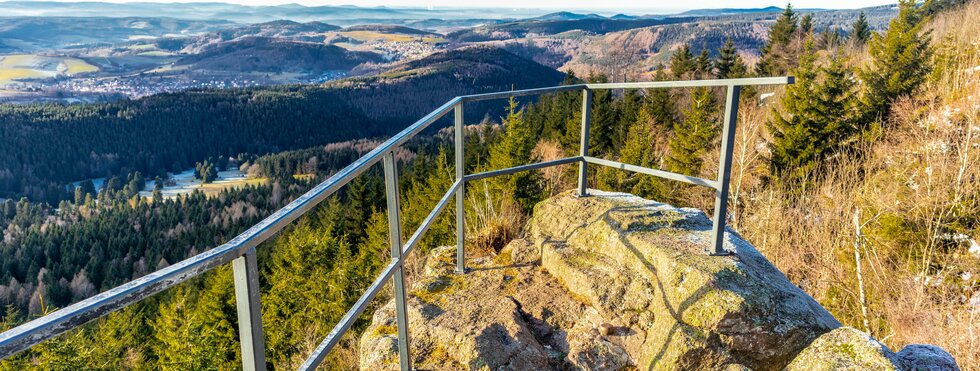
[786, 327, 960, 371]
[360, 245, 596, 370]
[526, 191, 840, 369]
[785, 327, 899, 370]
[359, 190, 958, 370]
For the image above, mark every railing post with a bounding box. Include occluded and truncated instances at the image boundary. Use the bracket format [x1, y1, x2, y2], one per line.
[577, 89, 593, 197]
[232, 248, 266, 371]
[383, 152, 412, 371]
[710, 85, 741, 255]
[454, 103, 466, 274]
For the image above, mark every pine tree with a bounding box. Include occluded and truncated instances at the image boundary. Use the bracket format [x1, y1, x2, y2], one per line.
[758, 3, 800, 75]
[402, 150, 456, 252]
[104, 176, 122, 194]
[533, 71, 581, 142]
[769, 39, 860, 187]
[694, 48, 713, 78]
[488, 97, 544, 213]
[819, 26, 843, 49]
[88, 306, 149, 368]
[75, 179, 96, 205]
[646, 69, 679, 130]
[614, 88, 643, 152]
[152, 181, 163, 201]
[191, 269, 241, 366]
[860, 0, 932, 123]
[715, 38, 748, 79]
[151, 288, 215, 369]
[263, 217, 357, 367]
[669, 44, 695, 79]
[850, 11, 871, 45]
[74, 185, 86, 206]
[770, 4, 799, 46]
[667, 87, 718, 176]
[587, 73, 619, 156]
[620, 107, 667, 199]
[2, 198, 15, 218]
[342, 174, 383, 243]
[128, 172, 146, 193]
[597, 106, 658, 195]
[800, 14, 813, 34]
[769, 38, 820, 186]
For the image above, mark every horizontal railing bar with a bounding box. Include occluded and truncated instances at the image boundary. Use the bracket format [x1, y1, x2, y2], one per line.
[463, 157, 582, 182]
[460, 85, 586, 102]
[301, 179, 462, 369]
[299, 257, 402, 370]
[583, 156, 717, 190]
[457, 77, 793, 104]
[2, 76, 796, 362]
[586, 76, 794, 90]
[0, 96, 462, 360]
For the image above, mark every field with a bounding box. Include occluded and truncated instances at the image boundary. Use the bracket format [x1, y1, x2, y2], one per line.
[338, 31, 444, 43]
[140, 168, 269, 200]
[195, 176, 269, 198]
[0, 54, 99, 84]
[62, 58, 98, 74]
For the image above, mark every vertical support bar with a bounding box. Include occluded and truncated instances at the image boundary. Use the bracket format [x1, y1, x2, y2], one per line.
[383, 153, 411, 371]
[233, 248, 266, 371]
[711, 85, 741, 256]
[577, 89, 593, 197]
[454, 103, 466, 274]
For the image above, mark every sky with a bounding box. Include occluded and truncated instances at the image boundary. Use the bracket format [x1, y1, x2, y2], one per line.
[16, 0, 897, 12]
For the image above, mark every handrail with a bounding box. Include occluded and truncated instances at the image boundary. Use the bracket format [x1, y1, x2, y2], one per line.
[0, 77, 793, 370]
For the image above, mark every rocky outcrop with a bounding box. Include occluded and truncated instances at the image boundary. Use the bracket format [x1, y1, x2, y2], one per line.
[359, 190, 959, 370]
[786, 327, 959, 371]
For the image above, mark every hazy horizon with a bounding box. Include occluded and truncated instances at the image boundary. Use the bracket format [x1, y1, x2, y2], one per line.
[1, 0, 898, 14]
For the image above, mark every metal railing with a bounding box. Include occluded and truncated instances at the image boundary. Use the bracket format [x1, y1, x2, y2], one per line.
[0, 76, 793, 370]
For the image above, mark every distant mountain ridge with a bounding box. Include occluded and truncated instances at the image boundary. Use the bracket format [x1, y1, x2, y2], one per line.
[446, 17, 692, 42]
[0, 1, 853, 26]
[340, 24, 439, 36]
[0, 1, 555, 24]
[672, 6, 829, 17]
[529, 11, 606, 21]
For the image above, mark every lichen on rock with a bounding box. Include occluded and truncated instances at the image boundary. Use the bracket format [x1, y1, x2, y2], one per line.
[785, 327, 960, 371]
[358, 191, 958, 370]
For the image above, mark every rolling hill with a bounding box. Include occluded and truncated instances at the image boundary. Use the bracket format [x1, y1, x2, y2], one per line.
[445, 17, 694, 42]
[673, 6, 786, 16]
[0, 16, 234, 51]
[175, 37, 383, 73]
[334, 45, 565, 123]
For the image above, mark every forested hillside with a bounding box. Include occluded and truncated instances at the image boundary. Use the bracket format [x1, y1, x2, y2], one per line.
[0, 46, 564, 203]
[0, 132, 471, 368]
[1, 0, 977, 368]
[334, 46, 566, 123]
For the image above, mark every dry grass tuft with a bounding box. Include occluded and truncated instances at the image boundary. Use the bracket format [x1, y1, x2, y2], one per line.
[734, 3, 980, 367]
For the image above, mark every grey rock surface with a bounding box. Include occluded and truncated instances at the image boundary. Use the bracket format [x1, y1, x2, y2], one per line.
[359, 191, 958, 370]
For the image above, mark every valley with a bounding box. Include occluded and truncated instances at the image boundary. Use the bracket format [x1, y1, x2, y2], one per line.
[0, 4, 894, 104]
[2, 0, 977, 369]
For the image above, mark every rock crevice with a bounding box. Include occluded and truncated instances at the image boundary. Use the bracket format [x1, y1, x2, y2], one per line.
[359, 190, 959, 370]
